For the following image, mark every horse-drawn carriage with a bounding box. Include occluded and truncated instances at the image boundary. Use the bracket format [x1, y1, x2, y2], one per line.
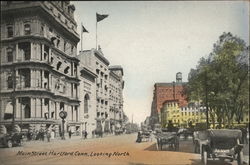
[156, 132, 179, 151]
[114, 129, 123, 135]
[141, 131, 151, 142]
[193, 129, 244, 165]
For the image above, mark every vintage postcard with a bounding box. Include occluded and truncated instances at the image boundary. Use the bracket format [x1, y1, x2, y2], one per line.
[0, 1, 249, 165]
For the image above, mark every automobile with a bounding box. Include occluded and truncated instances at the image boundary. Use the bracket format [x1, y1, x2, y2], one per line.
[0, 132, 23, 148]
[194, 129, 243, 165]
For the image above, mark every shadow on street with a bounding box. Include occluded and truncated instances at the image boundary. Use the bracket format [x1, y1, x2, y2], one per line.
[144, 138, 196, 154]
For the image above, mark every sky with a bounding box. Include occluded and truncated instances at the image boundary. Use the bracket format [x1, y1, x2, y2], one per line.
[71, 1, 249, 124]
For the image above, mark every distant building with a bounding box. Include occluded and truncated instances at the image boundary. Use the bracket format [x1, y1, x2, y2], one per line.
[0, 1, 80, 135]
[109, 65, 124, 134]
[161, 100, 207, 128]
[161, 100, 180, 128]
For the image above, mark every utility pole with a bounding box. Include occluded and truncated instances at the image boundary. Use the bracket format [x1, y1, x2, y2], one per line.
[132, 114, 133, 124]
[11, 66, 16, 131]
[173, 81, 176, 100]
[205, 70, 209, 129]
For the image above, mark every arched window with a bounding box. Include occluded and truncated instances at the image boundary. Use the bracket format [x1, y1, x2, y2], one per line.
[84, 94, 89, 113]
[24, 23, 31, 35]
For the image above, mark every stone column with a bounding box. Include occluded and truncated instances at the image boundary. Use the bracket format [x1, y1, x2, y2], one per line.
[72, 106, 75, 121]
[36, 98, 41, 118]
[30, 42, 33, 60]
[76, 106, 78, 122]
[50, 75, 53, 92]
[41, 70, 44, 88]
[71, 62, 73, 76]
[48, 47, 51, 63]
[30, 69, 34, 88]
[48, 99, 50, 119]
[30, 98, 36, 118]
[76, 85, 78, 99]
[15, 44, 18, 62]
[41, 98, 44, 118]
[55, 102, 58, 120]
[16, 98, 20, 118]
[20, 98, 23, 120]
[41, 44, 44, 61]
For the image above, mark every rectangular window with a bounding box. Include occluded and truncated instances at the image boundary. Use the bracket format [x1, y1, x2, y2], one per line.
[7, 26, 13, 38]
[7, 48, 13, 62]
[7, 76, 13, 89]
[64, 41, 66, 52]
[24, 24, 31, 35]
[18, 42, 31, 60]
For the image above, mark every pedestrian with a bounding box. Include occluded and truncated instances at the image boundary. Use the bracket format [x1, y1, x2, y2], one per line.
[46, 129, 51, 142]
[27, 130, 32, 141]
[41, 129, 45, 141]
[92, 130, 95, 138]
[51, 130, 55, 140]
[82, 130, 85, 139]
[84, 131, 88, 139]
[68, 130, 72, 139]
[38, 129, 43, 141]
[136, 131, 142, 143]
[35, 130, 39, 140]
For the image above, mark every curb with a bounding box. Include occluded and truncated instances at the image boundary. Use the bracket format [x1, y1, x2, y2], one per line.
[243, 156, 249, 165]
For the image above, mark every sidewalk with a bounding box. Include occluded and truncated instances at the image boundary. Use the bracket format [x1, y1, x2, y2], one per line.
[243, 155, 249, 165]
[23, 133, 121, 145]
[243, 141, 249, 165]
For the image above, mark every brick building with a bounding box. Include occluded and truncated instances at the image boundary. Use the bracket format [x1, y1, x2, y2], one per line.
[150, 72, 188, 128]
[0, 1, 80, 135]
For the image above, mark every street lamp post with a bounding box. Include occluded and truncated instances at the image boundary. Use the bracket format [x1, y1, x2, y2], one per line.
[59, 111, 67, 140]
[11, 66, 17, 131]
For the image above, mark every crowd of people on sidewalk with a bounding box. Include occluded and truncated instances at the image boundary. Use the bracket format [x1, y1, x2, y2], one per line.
[24, 128, 91, 142]
[26, 129, 55, 142]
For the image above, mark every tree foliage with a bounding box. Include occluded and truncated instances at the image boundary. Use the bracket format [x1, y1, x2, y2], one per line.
[187, 32, 249, 128]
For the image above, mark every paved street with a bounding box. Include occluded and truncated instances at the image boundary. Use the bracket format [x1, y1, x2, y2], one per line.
[0, 134, 249, 165]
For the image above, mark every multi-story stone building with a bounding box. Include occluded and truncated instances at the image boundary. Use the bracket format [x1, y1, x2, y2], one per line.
[161, 100, 206, 128]
[161, 100, 180, 128]
[78, 47, 110, 134]
[150, 72, 188, 128]
[108, 65, 124, 134]
[0, 1, 80, 136]
[180, 104, 206, 127]
[77, 50, 97, 137]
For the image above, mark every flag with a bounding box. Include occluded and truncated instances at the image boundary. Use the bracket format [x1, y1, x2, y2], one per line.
[82, 25, 89, 33]
[96, 13, 109, 22]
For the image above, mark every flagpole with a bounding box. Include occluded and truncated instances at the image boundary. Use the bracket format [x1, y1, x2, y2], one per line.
[96, 18, 97, 49]
[81, 22, 83, 52]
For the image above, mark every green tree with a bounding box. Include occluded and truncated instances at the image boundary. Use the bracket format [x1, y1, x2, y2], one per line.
[187, 32, 249, 128]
